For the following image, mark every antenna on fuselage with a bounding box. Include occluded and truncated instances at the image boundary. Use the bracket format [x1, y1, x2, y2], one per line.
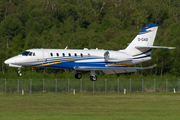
[65, 46, 68, 50]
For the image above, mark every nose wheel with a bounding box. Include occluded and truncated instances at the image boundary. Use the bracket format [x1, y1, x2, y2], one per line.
[17, 68, 22, 76]
[18, 72, 22, 76]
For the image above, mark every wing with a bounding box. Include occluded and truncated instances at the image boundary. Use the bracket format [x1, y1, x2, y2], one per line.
[135, 46, 175, 49]
[74, 64, 156, 74]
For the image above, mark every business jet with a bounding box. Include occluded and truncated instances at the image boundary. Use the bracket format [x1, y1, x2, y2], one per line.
[4, 24, 175, 81]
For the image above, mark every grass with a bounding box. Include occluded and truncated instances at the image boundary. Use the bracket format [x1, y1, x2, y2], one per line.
[0, 93, 180, 120]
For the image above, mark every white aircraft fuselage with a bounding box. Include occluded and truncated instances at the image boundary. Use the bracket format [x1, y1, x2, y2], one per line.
[5, 49, 151, 68]
[4, 24, 175, 81]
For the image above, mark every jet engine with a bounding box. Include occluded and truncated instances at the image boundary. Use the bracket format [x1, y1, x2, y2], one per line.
[104, 51, 131, 62]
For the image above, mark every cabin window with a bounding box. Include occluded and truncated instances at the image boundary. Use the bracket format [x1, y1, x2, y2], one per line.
[57, 53, 59, 57]
[88, 53, 90, 57]
[69, 53, 71, 57]
[81, 53, 83, 57]
[33, 53, 35, 56]
[50, 53, 53, 56]
[62, 53, 65, 57]
[75, 53, 77, 57]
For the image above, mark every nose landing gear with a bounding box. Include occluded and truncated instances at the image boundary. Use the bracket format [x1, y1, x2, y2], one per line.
[17, 68, 22, 76]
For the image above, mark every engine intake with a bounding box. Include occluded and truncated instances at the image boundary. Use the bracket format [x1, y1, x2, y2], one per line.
[104, 51, 109, 61]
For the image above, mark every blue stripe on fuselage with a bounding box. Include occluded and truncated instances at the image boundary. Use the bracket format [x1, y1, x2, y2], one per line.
[32, 57, 106, 69]
[45, 61, 106, 69]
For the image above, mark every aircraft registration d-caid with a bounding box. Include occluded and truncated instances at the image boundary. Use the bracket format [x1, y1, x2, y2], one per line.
[4, 24, 175, 81]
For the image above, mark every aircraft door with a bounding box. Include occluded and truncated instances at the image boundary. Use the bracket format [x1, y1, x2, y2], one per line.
[42, 51, 49, 64]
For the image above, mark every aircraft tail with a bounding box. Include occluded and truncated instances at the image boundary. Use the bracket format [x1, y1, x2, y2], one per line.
[125, 24, 158, 58]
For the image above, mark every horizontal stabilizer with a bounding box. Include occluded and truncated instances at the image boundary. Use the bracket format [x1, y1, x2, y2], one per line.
[135, 46, 176, 49]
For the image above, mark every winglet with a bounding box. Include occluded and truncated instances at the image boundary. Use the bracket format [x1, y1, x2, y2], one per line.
[143, 64, 156, 69]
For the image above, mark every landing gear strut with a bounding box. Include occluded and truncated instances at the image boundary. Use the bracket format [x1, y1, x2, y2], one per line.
[90, 70, 97, 81]
[75, 73, 82, 79]
[17, 68, 22, 76]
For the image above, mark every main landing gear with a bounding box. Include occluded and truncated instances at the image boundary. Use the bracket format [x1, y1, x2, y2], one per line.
[75, 71, 97, 81]
[90, 70, 97, 81]
[90, 75, 97, 81]
[17, 67, 22, 76]
[75, 73, 82, 79]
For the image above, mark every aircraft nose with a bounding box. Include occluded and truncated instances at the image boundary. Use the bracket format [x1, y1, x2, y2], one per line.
[4, 58, 15, 64]
[4, 59, 10, 64]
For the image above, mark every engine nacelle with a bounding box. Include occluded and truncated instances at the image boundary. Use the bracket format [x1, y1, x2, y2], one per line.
[104, 51, 131, 62]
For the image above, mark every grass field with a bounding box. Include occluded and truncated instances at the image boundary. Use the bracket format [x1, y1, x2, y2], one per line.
[0, 93, 180, 120]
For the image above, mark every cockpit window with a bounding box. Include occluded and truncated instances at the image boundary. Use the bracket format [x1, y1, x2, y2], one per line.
[21, 51, 35, 56]
[21, 51, 30, 56]
[29, 52, 32, 56]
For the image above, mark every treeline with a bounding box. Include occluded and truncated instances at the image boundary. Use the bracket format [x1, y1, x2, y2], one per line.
[0, 0, 180, 77]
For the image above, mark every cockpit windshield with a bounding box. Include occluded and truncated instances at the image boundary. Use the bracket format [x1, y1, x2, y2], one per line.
[21, 51, 35, 56]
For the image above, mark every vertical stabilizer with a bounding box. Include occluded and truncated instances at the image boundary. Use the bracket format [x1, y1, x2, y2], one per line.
[125, 24, 158, 57]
